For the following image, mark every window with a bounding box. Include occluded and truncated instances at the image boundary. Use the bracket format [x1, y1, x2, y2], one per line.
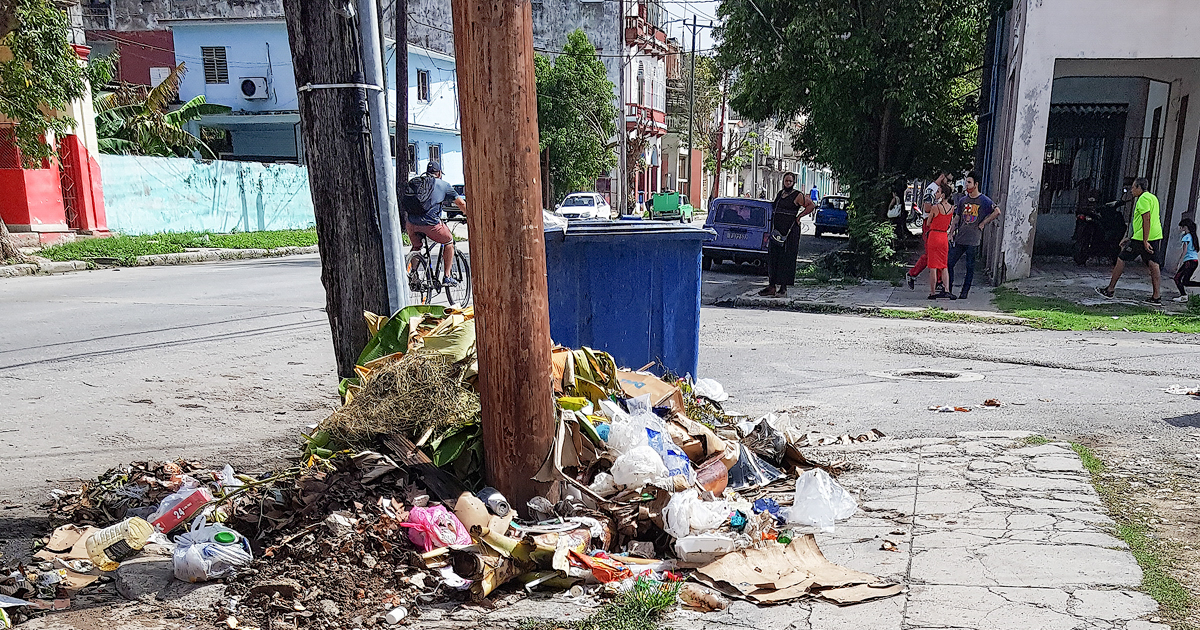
[201, 46, 228, 84]
[428, 143, 441, 164]
[417, 70, 430, 101]
[636, 62, 645, 106]
[407, 143, 417, 173]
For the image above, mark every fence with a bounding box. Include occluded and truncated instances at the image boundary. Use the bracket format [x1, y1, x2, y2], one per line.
[99, 154, 316, 235]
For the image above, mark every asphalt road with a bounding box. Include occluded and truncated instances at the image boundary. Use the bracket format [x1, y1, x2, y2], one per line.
[4, 249, 1200, 514]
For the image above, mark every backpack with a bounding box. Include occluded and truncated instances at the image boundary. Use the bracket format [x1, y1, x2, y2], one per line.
[402, 174, 436, 217]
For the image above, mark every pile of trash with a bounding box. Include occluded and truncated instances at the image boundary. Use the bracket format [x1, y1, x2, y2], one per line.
[2, 305, 902, 629]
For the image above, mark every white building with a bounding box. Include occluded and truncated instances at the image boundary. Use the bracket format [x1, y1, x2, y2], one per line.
[978, 0, 1200, 282]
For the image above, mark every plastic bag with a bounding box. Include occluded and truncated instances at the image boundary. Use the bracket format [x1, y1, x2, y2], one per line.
[172, 518, 252, 583]
[786, 469, 857, 532]
[646, 427, 693, 481]
[400, 505, 471, 552]
[588, 472, 619, 497]
[610, 445, 668, 488]
[662, 489, 730, 539]
[692, 378, 728, 402]
[739, 414, 787, 465]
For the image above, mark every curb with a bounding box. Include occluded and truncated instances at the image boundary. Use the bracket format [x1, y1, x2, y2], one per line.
[0, 245, 320, 279]
[720, 293, 1028, 324]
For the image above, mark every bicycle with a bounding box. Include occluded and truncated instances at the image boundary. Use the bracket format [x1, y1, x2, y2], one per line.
[406, 216, 472, 306]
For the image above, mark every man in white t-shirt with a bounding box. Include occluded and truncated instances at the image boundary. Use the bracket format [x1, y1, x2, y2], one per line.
[906, 171, 952, 290]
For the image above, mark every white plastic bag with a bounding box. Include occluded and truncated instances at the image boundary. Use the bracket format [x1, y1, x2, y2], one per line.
[663, 489, 730, 539]
[785, 469, 857, 532]
[172, 519, 253, 583]
[610, 445, 668, 488]
[148, 476, 209, 524]
[692, 378, 728, 402]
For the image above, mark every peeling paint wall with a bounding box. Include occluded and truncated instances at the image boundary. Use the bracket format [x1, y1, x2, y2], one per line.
[531, 0, 623, 99]
[99, 154, 315, 234]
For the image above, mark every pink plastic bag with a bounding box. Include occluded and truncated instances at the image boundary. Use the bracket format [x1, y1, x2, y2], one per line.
[399, 505, 471, 552]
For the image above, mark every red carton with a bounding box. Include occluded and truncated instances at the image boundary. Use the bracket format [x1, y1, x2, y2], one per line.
[151, 488, 212, 533]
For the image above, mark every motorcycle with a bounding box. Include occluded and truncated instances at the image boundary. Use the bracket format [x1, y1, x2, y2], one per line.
[1072, 196, 1127, 266]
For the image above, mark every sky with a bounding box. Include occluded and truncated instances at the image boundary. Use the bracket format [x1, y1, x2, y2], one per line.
[658, 0, 721, 52]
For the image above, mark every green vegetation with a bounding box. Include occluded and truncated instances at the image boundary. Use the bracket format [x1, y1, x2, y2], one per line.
[875, 307, 998, 324]
[96, 64, 232, 158]
[993, 287, 1200, 333]
[1072, 443, 1193, 621]
[38, 229, 318, 265]
[1020, 435, 1051, 446]
[518, 577, 683, 630]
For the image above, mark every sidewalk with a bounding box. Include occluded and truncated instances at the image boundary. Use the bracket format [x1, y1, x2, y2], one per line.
[0, 246, 321, 278]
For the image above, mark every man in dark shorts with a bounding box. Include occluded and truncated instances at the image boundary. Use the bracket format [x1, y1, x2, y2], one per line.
[1097, 177, 1163, 303]
[406, 161, 465, 286]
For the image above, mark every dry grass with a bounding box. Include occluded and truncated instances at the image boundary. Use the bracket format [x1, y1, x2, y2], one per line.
[320, 351, 479, 445]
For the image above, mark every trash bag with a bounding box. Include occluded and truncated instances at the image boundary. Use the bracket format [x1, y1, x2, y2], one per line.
[786, 469, 857, 531]
[172, 519, 253, 583]
[646, 426, 693, 482]
[662, 489, 730, 539]
[692, 378, 728, 402]
[726, 443, 786, 491]
[740, 414, 787, 465]
[610, 445, 668, 488]
[400, 505, 471, 552]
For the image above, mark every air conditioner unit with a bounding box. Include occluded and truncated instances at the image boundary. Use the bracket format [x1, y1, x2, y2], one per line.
[240, 77, 269, 100]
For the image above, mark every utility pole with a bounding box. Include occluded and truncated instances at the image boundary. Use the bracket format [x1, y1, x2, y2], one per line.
[616, 0, 627, 214]
[359, 0, 408, 314]
[710, 74, 727, 200]
[283, 0, 390, 379]
[686, 15, 696, 202]
[451, 0, 556, 513]
[395, 0, 410, 217]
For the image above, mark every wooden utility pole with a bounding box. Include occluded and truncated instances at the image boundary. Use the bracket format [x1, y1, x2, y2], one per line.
[283, 0, 389, 379]
[710, 75, 728, 200]
[451, 0, 556, 512]
[395, 0, 410, 196]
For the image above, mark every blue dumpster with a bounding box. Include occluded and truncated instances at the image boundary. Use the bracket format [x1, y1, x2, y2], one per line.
[544, 221, 713, 377]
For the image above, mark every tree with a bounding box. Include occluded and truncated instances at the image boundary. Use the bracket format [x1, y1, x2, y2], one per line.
[95, 63, 232, 158]
[716, 0, 1006, 273]
[535, 30, 618, 203]
[0, 0, 87, 261]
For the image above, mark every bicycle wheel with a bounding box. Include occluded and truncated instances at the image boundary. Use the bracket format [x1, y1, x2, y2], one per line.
[406, 251, 435, 304]
[444, 249, 472, 306]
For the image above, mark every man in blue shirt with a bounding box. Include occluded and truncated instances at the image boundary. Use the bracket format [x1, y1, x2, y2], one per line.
[405, 162, 465, 286]
[810, 185, 819, 202]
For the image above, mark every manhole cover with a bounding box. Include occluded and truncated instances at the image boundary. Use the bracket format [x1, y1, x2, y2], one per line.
[868, 369, 984, 382]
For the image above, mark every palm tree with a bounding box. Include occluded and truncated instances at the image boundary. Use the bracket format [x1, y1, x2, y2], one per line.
[96, 63, 231, 158]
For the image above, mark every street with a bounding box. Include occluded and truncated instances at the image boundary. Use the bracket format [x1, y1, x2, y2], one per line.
[4, 252, 1199, 509]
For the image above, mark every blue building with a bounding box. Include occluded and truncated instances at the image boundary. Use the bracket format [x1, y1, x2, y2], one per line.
[167, 19, 463, 186]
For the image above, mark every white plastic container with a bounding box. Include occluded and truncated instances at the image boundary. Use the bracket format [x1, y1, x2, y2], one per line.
[673, 534, 736, 564]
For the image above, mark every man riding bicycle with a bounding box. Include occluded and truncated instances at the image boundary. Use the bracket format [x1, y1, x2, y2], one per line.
[405, 161, 465, 286]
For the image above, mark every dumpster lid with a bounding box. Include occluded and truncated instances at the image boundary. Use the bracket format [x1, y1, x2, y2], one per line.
[544, 219, 715, 240]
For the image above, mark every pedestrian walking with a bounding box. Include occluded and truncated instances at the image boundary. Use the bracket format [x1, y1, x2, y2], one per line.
[759, 172, 817, 298]
[1097, 177, 1164, 303]
[926, 182, 956, 300]
[906, 171, 952, 290]
[946, 171, 999, 299]
[1171, 217, 1200, 303]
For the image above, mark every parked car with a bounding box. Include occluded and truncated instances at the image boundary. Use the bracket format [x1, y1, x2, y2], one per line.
[701, 197, 773, 272]
[648, 191, 695, 222]
[813, 195, 850, 237]
[555, 192, 611, 220]
[443, 184, 465, 219]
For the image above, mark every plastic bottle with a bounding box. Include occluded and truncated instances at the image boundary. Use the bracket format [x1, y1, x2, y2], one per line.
[86, 517, 154, 571]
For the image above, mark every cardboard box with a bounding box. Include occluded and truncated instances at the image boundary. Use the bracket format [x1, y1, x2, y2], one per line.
[150, 488, 212, 534]
[617, 370, 685, 413]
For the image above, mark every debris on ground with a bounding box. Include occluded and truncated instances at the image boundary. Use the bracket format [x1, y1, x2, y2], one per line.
[6, 305, 903, 628]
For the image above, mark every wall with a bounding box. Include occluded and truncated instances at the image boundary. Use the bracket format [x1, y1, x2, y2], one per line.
[170, 21, 297, 113]
[99, 154, 314, 234]
[532, 0, 622, 101]
[85, 30, 177, 86]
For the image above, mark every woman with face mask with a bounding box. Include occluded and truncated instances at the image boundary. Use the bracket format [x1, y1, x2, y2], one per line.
[759, 172, 817, 297]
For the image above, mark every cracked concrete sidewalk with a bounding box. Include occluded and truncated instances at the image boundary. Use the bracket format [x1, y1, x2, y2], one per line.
[20, 433, 1160, 630]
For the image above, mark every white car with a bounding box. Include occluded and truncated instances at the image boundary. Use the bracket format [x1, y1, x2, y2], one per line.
[555, 193, 611, 220]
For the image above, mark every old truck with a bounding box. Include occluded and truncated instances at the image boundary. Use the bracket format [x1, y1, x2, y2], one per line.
[648, 191, 695, 222]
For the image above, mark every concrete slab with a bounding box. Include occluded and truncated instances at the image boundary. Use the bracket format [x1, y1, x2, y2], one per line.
[1029, 456, 1087, 473]
[978, 544, 1142, 588]
[906, 585, 1082, 630]
[1009, 445, 1075, 457]
[1071, 590, 1158, 621]
[808, 596, 904, 630]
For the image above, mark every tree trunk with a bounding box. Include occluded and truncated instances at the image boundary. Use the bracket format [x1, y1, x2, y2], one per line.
[0, 220, 26, 262]
[710, 76, 728, 201]
[283, 0, 390, 379]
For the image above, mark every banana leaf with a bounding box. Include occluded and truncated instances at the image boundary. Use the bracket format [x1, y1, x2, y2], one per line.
[357, 305, 446, 365]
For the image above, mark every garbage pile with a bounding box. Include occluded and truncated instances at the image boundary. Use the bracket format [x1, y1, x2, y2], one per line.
[2, 305, 902, 629]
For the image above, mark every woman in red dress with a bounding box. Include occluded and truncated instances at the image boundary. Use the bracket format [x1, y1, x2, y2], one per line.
[926, 182, 956, 300]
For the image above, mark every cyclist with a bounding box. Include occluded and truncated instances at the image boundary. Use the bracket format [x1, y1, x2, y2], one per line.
[405, 161, 465, 286]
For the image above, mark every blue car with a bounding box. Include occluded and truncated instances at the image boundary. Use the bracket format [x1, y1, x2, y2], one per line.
[814, 195, 850, 237]
[702, 197, 773, 271]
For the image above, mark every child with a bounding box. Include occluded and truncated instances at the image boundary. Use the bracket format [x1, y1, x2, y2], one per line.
[1172, 218, 1200, 303]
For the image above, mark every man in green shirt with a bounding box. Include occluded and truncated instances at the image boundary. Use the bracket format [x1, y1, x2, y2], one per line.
[1097, 177, 1164, 303]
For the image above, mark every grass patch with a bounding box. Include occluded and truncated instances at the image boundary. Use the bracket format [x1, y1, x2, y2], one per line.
[1072, 442, 1193, 622]
[518, 577, 683, 630]
[796, 261, 860, 286]
[1021, 435, 1050, 446]
[993, 286, 1200, 333]
[38, 229, 318, 265]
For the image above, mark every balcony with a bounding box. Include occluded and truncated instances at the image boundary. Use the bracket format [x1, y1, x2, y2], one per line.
[625, 16, 670, 56]
[625, 103, 667, 137]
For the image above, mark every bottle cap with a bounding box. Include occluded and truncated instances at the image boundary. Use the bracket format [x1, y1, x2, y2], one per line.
[214, 531, 238, 544]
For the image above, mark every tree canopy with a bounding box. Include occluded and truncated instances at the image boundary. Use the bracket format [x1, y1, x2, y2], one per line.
[0, 0, 86, 164]
[535, 30, 618, 202]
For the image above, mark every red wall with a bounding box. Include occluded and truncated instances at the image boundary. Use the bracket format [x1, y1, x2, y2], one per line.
[0, 168, 67, 230]
[86, 30, 176, 86]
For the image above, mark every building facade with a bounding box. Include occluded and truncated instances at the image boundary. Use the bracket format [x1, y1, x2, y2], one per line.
[977, 0, 1200, 282]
